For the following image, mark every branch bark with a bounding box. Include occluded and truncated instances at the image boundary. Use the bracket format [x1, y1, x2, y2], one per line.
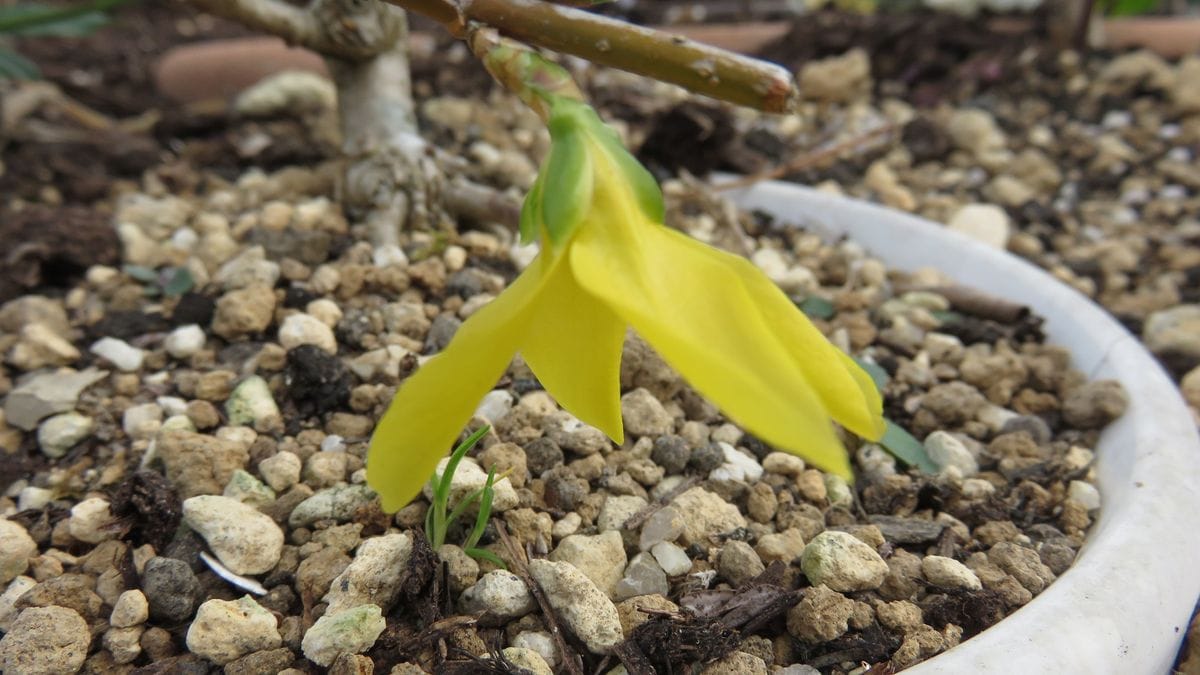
[388, 0, 799, 113]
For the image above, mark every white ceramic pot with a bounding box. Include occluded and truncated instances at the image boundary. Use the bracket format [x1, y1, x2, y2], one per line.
[726, 180, 1200, 674]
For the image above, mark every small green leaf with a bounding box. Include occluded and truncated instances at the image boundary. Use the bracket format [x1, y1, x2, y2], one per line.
[879, 419, 938, 474]
[1106, 0, 1158, 15]
[161, 267, 194, 296]
[852, 356, 890, 391]
[798, 296, 836, 320]
[930, 309, 964, 325]
[122, 264, 157, 283]
[0, 0, 137, 36]
[0, 48, 39, 79]
[540, 123, 592, 244]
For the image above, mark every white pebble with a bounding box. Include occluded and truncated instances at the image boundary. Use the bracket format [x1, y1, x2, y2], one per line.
[164, 324, 206, 359]
[651, 541, 692, 576]
[1068, 480, 1101, 511]
[90, 337, 145, 372]
[122, 403, 163, 441]
[373, 244, 408, 268]
[68, 497, 116, 544]
[278, 313, 337, 354]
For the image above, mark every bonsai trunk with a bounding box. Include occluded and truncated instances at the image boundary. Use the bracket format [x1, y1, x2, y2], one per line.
[189, 0, 436, 248]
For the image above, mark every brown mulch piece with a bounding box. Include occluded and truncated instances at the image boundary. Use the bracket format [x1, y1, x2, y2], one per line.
[757, 9, 1045, 105]
[801, 623, 901, 669]
[922, 588, 1008, 639]
[108, 470, 183, 551]
[0, 204, 121, 304]
[616, 562, 801, 673]
[399, 530, 444, 626]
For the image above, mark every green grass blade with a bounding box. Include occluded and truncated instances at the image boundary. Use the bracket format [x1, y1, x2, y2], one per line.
[464, 548, 506, 568]
[879, 418, 939, 474]
[0, 47, 39, 79]
[443, 486, 486, 537]
[462, 471, 496, 551]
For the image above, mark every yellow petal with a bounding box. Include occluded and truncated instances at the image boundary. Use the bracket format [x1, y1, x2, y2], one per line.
[570, 169, 877, 477]
[367, 255, 556, 512]
[519, 260, 626, 443]
[728, 252, 886, 441]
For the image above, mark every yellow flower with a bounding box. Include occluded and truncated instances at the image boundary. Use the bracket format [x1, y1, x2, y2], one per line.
[367, 97, 885, 512]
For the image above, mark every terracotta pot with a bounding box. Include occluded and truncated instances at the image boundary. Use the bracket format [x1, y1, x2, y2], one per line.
[727, 177, 1200, 674]
[154, 37, 329, 104]
[1099, 17, 1200, 58]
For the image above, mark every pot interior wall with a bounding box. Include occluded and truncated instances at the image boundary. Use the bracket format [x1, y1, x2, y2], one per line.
[727, 179, 1200, 674]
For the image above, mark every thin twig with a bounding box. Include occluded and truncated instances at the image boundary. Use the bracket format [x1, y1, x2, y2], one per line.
[622, 475, 698, 531]
[895, 283, 1030, 324]
[714, 123, 896, 190]
[494, 519, 585, 675]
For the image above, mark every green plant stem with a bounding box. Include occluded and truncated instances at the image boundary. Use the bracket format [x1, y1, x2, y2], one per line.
[0, 0, 135, 34]
[387, 0, 797, 113]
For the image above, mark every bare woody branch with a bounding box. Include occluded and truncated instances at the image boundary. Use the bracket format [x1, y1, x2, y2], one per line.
[386, 0, 798, 114]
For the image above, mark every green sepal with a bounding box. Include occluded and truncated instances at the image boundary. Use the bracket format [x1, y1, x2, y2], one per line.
[596, 131, 665, 223]
[558, 97, 665, 224]
[541, 115, 593, 245]
[519, 173, 544, 246]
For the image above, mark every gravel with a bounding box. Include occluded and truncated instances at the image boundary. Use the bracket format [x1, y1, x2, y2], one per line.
[0, 24, 1161, 673]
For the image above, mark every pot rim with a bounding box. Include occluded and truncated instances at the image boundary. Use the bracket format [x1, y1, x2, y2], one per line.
[724, 178, 1200, 674]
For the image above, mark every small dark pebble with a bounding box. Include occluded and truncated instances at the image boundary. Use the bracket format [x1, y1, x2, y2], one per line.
[446, 268, 488, 298]
[511, 377, 544, 395]
[1024, 523, 1067, 542]
[543, 468, 588, 511]
[223, 647, 296, 675]
[999, 415, 1053, 445]
[523, 437, 564, 476]
[336, 309, 373, 350]
[738, 433, 772, 461]
[425, 314, 462, 352]
[902, 116, 952, 163]
[285, 344, 352, 416]
[130, 654, 210, 675]
[651, 435, 691, 474]
[283, 285, 319, 309]
[249, 228, 333, 266]
[88, 309, 169, 340]
[170, 292, 215, 326]
[689, 442, 725, 473]
[142, 556, 201, 624]
[1037, 541, 1076, 575]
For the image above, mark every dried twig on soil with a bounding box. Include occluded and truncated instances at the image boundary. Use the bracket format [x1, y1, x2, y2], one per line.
[713, 122, 896, 190]
[494, 519, 585, 675]
[896, 282, 1031, 324]
[621, 475, 698, 531]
